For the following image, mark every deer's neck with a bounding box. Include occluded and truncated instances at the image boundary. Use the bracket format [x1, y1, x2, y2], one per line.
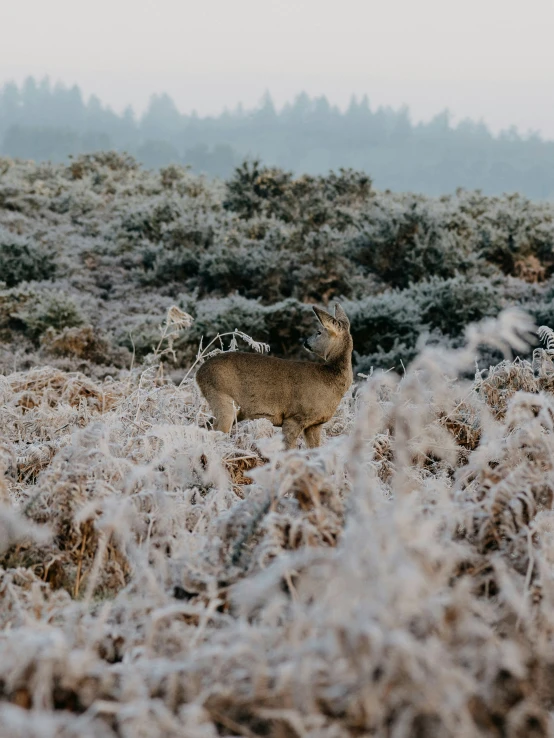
[324, 348, 353, 389]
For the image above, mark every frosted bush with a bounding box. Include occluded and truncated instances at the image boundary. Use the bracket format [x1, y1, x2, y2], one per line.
[3, 156, 554, 370]
[0, 227, 57, 287]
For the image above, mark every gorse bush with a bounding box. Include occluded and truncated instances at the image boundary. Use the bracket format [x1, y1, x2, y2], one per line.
[0, 227, 57, 287]
[346, 277, 505, 369]
[40, 324, 127, 367]
[410, 275, 504, 336]
[10, 288, 84, 342]
[223, 159, 372, 226]
[347, 290, 423, 365]
[476, 192, 554, 277]
[348, 198, 482, 288]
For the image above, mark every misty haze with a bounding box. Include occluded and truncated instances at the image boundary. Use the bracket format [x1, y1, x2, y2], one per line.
[1, 78, 554, 198]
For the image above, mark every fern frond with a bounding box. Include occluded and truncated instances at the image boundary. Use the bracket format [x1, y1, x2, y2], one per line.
[537, 325, 554, 354]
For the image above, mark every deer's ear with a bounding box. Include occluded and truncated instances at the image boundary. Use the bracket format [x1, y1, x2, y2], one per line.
[334, 303, 350, 328]
[313, 306, 340, 334]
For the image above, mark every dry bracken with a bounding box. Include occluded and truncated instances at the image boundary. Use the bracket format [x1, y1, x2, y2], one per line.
[3, 309, 554, 737]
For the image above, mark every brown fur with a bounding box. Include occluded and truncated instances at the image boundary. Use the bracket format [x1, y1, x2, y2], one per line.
[196, 304, 353, 449]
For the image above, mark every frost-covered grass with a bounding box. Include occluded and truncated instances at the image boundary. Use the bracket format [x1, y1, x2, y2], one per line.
[3, 307, 554, 736]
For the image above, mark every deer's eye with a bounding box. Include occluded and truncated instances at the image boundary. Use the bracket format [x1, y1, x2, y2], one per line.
[316, 331, 321, 336]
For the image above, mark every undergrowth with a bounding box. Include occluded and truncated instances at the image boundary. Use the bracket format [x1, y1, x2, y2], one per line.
[3, 308, 554, 736]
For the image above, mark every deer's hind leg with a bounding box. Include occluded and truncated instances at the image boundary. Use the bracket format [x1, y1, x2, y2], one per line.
[282, 417, 304, 450]
[304, 423, 323, 449]
[204, 391, 237, 433]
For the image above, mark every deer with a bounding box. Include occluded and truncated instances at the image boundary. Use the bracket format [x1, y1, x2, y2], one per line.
[196, 303, 353, 449]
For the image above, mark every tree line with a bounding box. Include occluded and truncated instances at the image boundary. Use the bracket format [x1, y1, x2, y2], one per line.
[1, 77, 554, 198]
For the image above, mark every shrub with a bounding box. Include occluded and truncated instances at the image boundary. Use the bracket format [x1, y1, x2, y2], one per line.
[117, 198, 183, 246]
[346, 290, 424, 362]
[348, 198, 478, 288]
[194, 224, 358, 304]
[354, 341, 424, 374]
[65, 151, 139, 180]
[197, 243, 282, 301]
[40, 325, 126, 366]
[134, 209, 216, 287]
[256, 298, 316, 356]
[521, 281, 554, 333]
[12, 289, 84, 341]
[409, 275, 504, 336]
[345, 276, 505, 370]
[139, 241, 201, 287]
[223, 160, 293, 220]
[172, 295, 315, 363]
[223, 160, 372, 227]
[476, 194, 554, 278]
[0, 285, 36, 342]
[0, 228, 56, 287]
[278, 227, 356, 303]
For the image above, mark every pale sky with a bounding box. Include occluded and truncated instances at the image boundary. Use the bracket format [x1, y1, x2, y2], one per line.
[3, 0, 554, 136]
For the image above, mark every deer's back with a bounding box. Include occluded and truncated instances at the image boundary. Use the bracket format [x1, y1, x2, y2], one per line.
[197, 352, 312, 393]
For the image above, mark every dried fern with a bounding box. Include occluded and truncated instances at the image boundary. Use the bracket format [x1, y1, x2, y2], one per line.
[538, 325, 554, 354]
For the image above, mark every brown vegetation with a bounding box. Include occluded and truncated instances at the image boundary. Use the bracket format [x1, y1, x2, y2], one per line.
[2, 309, 554, 736]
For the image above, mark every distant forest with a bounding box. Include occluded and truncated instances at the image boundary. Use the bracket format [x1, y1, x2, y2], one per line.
[1, 76, 554, 198]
